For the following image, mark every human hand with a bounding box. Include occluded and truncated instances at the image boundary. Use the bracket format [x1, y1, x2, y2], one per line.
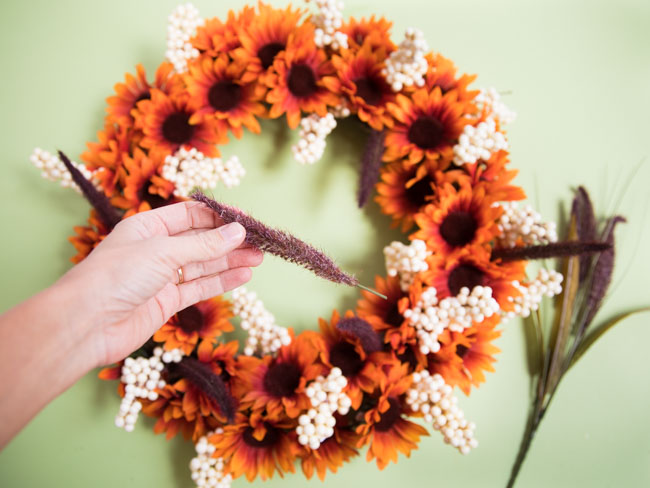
[57, 201, 262, 368]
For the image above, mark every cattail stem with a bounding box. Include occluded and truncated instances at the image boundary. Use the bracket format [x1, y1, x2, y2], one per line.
[58, 150, 121, 230]
[491, 241, 611, 263]
[356, 283, 387, 300]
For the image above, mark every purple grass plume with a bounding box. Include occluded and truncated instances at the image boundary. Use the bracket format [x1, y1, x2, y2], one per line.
[357, 130, 385, 208]
[172, 357, 235, 423]
[192, 191, 359, 287]
[491, 241, 611, 263]
[571, 186, 598, 282]
[58, 150, 121, 230]
[336, 317, 382, 353]
[582, 215, 625, 327]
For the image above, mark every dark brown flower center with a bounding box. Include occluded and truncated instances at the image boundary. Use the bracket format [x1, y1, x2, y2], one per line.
[405, 177, 434, 209]
[263, 362, 302, 398]
[408, 116, 444, 150]
[447, 264, 485, 296]
[208, 81, 242, 112]
[176, 305, 204, 333]
[162, 111, 194, 145]
[288, 63, 318, 98]
[137, 184, 171, 209]
[456, 344, 469, 358]
[397, 347, 418, 370]
[354, 77, 383, 106]
[242, 424, 279, 448]
[439, 211, 478, 247]
[385, 303, 404, 327]
[329, 341, 364, 377]
[375, 397, 402, 432]
[257, 42, 285, 70]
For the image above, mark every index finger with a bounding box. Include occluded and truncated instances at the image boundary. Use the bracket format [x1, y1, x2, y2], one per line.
[125, 201, 224, 237]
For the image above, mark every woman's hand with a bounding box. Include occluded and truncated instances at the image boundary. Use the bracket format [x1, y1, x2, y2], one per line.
[60, 200, 262, 368]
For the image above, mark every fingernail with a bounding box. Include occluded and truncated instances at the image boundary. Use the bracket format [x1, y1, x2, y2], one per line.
[219, 222, 245, 243]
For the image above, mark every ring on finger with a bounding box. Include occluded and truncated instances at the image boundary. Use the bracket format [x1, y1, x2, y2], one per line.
[176, 266, 185, 285]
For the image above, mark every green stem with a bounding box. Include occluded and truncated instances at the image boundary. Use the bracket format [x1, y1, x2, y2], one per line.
[506, 396, 545, 488]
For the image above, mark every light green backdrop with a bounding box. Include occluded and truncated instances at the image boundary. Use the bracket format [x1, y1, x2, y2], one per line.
[1, 0, 649, 487]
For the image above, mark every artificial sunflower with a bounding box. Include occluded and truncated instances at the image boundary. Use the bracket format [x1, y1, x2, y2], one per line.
[137, 89, 221, 159]
[317, 310, 384, 409]
[184, 54, 265, 138]
[465, 149, 526, 203]
[356, 361, 428, 469]
[191, 6, 255, 56]
[300, 428, 360, 481]
[68, 209, 111, 263]
[412, 182, 502, 257]
[210, 412, 300, 481]
[428, 314, 501, 395]
[266, 24, 339, 128]
[324, 43, 395, 130]
[234, 2, 304, 85]
[384, 86, 470, 169]
[238, 331, 324, 419]
[424, 53, 478, 102]
[106, 62, 176, 129]
[341, 15, 395, 52]
[153, 296, 234, 355]
[422, 245, 526, 311]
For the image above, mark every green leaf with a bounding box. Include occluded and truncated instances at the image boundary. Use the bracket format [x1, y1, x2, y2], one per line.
[570, 307, 650, 369]
[544, 217, 580, 399]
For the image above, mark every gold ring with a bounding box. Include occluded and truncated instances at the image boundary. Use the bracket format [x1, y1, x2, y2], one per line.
[177, 267, 184, 285]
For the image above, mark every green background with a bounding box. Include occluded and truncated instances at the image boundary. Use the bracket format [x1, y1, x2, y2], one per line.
[1, 0, 649, 486]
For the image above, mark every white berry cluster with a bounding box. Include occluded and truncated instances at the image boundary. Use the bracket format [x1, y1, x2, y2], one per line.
[495, 202, 558, 248]
[166, 3, 203, 73]
[381, 28, 429, 92]
[329, 102, 351, 119]
[474, 87, 517, 125]
[232, 287, 292, 356]
[162, 147, 245, 197]
[403, 286, 499, 354]
[291, 113, 337, 165]
[306, 0, 348, 50]
[504, 268, 563, 319]
[406, 370, 477, 454]
[190, 430, 232, 488]
[115, 347, 183, 432]
[452, 117, 508, 166]
[383, 239, 431, 291]
[296, 367, 351, 450]
[30, 147, 96, 194]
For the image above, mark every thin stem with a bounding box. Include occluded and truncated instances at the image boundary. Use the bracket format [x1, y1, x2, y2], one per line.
[356, 283, 387, 300]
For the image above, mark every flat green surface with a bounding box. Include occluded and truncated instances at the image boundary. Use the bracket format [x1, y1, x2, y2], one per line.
[1, 0, 649, 487]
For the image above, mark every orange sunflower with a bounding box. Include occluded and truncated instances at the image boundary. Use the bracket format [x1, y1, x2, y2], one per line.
[428, 314, 501, 395]
[266, 24, 339, 128]
[411, 182, 502, 257]
[300, 428, 359, 480]
[153, 296, 234, 355]
[137, 89, 221, 159]
[317, 310, 385, 409]
[238, 332, 324, 420]
[184, 54, 265, 138]
[191, 6, 255, 56]
[384, 86, 470, 169]
[110, 147, 176, 216]
[324, 43, 395, 130]
[69, 209, 111, 263]
[234, 2, 304, 85]
[356, 361, 428, 469]
[106, 62, 176, 129]
[81, 123, 136, 196]
[422, 245, 526, 311]
[341, 16, 395, 52]
[465, 149, 526, 202]
[424, 53, 478, 102]
[211, 412, 300, 481]
[375, 161, 469, 232]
